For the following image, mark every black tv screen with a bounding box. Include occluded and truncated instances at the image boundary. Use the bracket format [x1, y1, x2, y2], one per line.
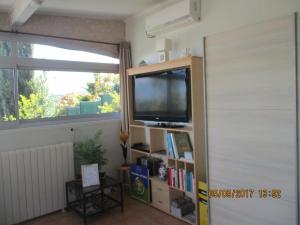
[132, 68, 190, 122]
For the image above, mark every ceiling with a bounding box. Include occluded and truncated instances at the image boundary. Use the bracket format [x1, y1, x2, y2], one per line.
[0, 0, 166, 20]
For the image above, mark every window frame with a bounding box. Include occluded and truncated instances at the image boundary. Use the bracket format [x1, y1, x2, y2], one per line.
[0, 33, 121, 129]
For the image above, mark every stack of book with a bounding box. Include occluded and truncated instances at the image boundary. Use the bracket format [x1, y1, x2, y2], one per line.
[166, 132, 193, 160]
[167, 167, 195, 193]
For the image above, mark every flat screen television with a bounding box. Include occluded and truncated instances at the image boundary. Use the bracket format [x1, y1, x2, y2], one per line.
[132, 68, 191, 122]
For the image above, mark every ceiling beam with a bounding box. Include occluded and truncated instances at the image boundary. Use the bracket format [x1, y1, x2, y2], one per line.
[10, 0, 43, 31]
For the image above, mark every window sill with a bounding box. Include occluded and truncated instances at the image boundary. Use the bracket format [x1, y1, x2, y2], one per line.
[0, 112, 121, 130]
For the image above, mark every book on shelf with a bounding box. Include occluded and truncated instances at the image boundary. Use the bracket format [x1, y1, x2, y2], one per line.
[166, 133, 176, 159]
[170, 133, 179, 158]
[168, 167, 195, 193]
[179, 169, 182, 190]
[173, 132, 193, 159]
[165, 132, 193, 160]
[174, 168, 177, 188]
[168, 167, 173, 187]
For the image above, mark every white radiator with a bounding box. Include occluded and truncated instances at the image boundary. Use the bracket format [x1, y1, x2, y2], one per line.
[0, 142, 74, 225]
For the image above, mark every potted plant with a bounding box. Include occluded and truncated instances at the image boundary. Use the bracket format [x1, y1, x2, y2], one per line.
[74, 129, 108, 179]
[120, 130, 129, 166]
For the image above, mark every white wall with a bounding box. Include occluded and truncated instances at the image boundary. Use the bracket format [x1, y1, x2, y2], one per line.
[125, 0, 300, 66]
[0, 119, 123, 178]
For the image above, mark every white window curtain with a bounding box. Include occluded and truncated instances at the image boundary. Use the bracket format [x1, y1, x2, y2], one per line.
[0, 32, 120, 73]
[15, 33, 119, 58]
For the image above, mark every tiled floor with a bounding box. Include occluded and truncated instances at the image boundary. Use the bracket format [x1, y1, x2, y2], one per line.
[22, 196, 189, 225]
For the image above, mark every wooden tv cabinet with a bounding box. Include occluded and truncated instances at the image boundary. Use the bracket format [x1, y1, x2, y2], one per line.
[126, 57, 206, 225]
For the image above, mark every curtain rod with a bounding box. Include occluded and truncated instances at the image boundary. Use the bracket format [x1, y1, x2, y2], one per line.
[0, 29, 120, 47]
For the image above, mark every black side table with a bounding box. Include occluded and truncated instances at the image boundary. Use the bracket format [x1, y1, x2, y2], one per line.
[66, 176, 123, 225]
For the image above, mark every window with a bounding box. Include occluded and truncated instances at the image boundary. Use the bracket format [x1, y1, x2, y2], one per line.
[17, 70, 120, 120]
[0, 41, 12, 56]
[18, 42, 119, 64]
[0, 34, 120, 127]
[0, 69, 16, 121]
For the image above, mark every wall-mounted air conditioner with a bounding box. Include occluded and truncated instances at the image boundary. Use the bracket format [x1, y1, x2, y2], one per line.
[145, 0, 201, 36]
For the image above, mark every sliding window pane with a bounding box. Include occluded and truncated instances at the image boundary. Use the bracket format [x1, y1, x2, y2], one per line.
[0, 69, 16, 121]
[17, 42, 33, 58]
[0, 41, 12, 56]
[17, 42, 119, 64]
[18, 70, 120, 120]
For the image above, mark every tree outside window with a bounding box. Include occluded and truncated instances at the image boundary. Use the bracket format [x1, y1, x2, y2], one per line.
[0, 43, 120, 122]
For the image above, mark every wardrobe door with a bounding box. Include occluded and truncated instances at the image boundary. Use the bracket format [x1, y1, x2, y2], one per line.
[297, 11, 300, 224]
[205, 15, 297, 225]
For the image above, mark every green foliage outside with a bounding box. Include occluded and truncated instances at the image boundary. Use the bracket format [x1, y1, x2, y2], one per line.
[18, 73, 51, 120]
[101, 91, 120, 113]
[0, 42, 120, 121]
[0, 42, 34, 121]
[0, 41, 11, 56]
[0, 70, 15, 121]
[86, 73, 120, 113]
[15, 72, 120, 120]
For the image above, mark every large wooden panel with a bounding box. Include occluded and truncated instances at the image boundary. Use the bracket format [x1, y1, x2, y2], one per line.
[205, 15, 297, 225]
[295, 12, 300, 223]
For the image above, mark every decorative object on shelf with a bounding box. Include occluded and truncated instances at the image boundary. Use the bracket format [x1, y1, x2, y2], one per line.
[172, 132, 193, 159]
[74, 129, 108, 178]
[184, 151, 193, 161]
[158, 162, 167, 181]
[139, 60, 147, 66]
[120, 130, 129, 166]
[156, 38, 172, 62]
[182, 48, 192, 57]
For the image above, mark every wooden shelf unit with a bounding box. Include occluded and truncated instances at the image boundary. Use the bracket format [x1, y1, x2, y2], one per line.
[127, 57, 206, 225]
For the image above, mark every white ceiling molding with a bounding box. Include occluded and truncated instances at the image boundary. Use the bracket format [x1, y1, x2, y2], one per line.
[0, 0, 167, 21]
[10, 0, 43, 30]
